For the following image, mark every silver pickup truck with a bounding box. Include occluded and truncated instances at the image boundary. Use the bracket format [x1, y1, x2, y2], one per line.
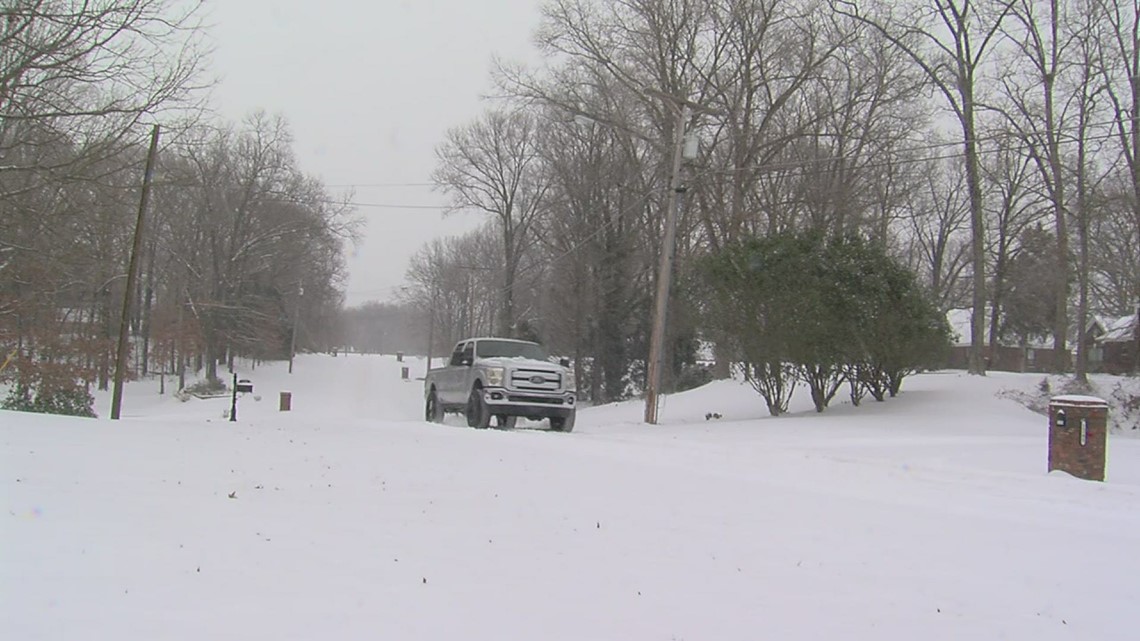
[423, 337, 577, 431]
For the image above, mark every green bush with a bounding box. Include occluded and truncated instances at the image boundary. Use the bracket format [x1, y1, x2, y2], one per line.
[699, 232, 949, 414]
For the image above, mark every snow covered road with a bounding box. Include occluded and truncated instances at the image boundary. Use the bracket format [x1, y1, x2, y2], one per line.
[4, 354, 1140, 640]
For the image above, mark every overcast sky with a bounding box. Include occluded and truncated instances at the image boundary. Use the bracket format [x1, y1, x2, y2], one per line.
[207, 0, 545, 306]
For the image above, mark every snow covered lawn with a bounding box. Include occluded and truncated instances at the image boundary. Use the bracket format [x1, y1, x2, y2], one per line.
[4, 354, 1140, 640]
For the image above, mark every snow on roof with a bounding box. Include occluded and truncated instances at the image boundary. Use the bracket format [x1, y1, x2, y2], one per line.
[1100, 314, 1138, 343]
[1050, 394, 1108, 405]
[946, 309, 988, 347]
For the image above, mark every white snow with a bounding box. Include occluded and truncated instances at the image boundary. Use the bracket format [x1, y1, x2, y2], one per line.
[1050, 394, 1108, 405]
[4, 355, 1140, 640]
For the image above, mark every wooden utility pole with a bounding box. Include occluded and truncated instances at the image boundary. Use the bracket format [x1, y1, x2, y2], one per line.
[288, 283, 303, 373]
[110, 124, 160, 420]
[644, 105, 690, 424]
[426, 281, 438, 374]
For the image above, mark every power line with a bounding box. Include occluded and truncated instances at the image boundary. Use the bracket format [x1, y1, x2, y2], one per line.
[276, 118, 1134, 211]
[342, 201, 448, 210]
[392, 118, 1135, 304]
[700, 127, 1127, 177]
[326, 182, 435, 188]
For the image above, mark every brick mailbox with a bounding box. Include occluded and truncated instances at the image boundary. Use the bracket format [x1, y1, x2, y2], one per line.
[1048, 395, 1109, 482]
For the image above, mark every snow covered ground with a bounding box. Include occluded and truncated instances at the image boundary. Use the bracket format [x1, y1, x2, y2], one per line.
[4, 354, 1140, 640]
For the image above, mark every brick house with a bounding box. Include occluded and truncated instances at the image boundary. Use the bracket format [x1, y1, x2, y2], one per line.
[1085, 311, 1139, 374]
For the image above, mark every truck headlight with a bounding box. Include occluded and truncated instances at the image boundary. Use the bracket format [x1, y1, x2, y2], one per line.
[563, 370, 576, 391]
[485, 367, 505, 387]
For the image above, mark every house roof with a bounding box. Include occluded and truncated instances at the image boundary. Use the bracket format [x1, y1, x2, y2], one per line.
[1099, 314, 1138, 344]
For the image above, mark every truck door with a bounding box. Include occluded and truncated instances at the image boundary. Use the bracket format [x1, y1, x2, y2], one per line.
[457, 341, 476, 403]
[440, 341, 469, 404]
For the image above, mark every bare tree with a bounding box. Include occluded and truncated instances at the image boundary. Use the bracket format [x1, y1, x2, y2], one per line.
[433, 109, 549, 337]
[1066, 0, 1113, 382]
[994, 0, 1075, 369]
[0, 0, 208, 179]
[1090, 175, 1140, 314]
[990, 0, 1116, 380]
[899, 157, 974, 309]
[167, 114, 356, 384]
[403, 228, 502, 357]
[1094, 0, 1140, 310]
[979, 137, 1048, 357]
[532, 104, 653, 402]
[835, 0, 1015, 375]
[0, 1, 209, 400]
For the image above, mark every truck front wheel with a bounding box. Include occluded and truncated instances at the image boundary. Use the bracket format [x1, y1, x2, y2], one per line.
[425, 389, 444, 423]
[549, 412, 575, 433]
[466, 387, 491, 429]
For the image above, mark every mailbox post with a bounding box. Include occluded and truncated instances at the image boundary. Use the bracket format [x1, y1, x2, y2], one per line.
[1048, 395, 1109, 481]
[230, 373, 253, 422]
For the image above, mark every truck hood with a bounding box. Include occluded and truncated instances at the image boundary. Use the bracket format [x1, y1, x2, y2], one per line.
[477, 357, 563, 372]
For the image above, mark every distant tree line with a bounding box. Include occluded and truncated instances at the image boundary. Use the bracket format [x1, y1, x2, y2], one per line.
[341, 302, 423, 356]
[1, 1, 357, 414]
[389, 0, 1140, 408]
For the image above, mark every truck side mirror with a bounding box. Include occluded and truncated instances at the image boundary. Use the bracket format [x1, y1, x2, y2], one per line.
[1055, 408, 1066, 428]
[460, 356, 473, 366]
[559, 357, 571, 368]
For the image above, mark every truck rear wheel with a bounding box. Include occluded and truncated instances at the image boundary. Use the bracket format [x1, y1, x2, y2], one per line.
[466, 387, 491, 429]
[494, 415, 517, 429]
[549, 412, 575, 433]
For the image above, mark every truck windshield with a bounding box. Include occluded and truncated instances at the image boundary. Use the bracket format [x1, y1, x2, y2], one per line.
[476, 340, 548, 360]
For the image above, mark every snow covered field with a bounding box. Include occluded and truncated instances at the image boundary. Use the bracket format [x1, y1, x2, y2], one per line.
[4, 354, 1140, 640]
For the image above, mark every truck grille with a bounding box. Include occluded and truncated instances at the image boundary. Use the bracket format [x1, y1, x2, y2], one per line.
[508, 367, 562, 392]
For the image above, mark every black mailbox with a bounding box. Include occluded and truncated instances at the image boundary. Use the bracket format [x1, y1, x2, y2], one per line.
[235, 378, 254, 394]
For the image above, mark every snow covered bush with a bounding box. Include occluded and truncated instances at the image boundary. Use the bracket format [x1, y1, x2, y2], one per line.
[1, 369, 96, 418]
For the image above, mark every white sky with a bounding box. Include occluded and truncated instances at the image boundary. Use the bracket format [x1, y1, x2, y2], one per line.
[207, 0, 545, 305]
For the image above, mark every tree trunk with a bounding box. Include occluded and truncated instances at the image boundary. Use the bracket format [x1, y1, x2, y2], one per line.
[962, 88, 988, 376]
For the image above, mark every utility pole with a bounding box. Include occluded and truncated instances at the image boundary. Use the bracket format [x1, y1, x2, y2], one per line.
[426, 281, 438, 373]
[288, 283, 303, 373]
[645, 105, 691, 425]
[111, 124, 160, 420]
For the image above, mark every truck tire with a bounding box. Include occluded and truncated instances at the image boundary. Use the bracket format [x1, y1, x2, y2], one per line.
[466, 386, 491, 429]
[549, 412, 575, 433]
[425, 389, 444, 423]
